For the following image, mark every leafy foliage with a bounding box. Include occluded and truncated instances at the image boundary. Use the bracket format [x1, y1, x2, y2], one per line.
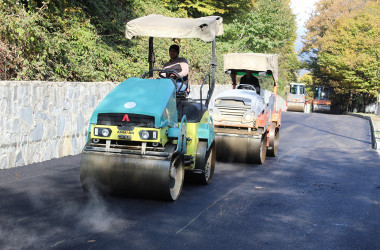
[0, 0, 299, 92]
[222, 0, 299, 94]
[224, 0, 296, 52]
[300, 73, 313, 85]
[302, 0, 379, 112]
[0, 0, 177, 81]
[161, 0, 254, 21]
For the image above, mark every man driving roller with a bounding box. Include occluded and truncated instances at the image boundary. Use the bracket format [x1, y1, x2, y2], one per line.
[230, 70, 261, 95]
[240, 70, 260, 95]
[163, 44, 189, 92]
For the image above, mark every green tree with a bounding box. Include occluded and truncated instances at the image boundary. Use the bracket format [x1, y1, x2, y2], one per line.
[302, 0, 380, 112]
[162, 0, 254, 21]
[0, 0, 187, 81]
[0, 0, 300, 90]
[300, 73, 314, 97]
[300, 73, 313, 85]
[222, 0, 299, 94]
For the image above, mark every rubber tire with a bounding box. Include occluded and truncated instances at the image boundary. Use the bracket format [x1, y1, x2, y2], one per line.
[168, 155, 185, 201]
[267, 122, 279, 157]
[252, 133, 268, 164]
[194, 141, 216, 185]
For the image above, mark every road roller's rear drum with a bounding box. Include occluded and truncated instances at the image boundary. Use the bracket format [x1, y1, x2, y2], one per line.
[80, 149, 184, 201]
[215, 134, 267, 164]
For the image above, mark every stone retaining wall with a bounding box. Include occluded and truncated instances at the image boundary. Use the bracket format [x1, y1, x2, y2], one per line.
[0, 81, 117, 169]
[1, 81, 286, 169]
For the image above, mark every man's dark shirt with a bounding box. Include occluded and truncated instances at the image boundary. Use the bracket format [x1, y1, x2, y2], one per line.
[240, 75, 260, 94]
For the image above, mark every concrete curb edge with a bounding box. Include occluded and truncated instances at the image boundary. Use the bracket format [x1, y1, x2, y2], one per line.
[348, 113, 378, 151]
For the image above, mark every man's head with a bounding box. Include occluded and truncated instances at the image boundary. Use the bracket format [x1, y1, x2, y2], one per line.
[245, 70, 253, 77]
[169, 44, 180, 60]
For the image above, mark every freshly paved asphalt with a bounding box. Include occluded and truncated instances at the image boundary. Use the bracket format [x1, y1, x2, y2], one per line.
[0, 112, 379, 249]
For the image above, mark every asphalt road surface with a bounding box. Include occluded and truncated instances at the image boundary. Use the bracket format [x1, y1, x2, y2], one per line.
[1, 112, 379, 249]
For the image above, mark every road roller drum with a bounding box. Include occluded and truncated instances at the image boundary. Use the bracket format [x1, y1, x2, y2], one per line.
[286, 102, 305, 112]
[80, 146, 184, 200]
[215, 134, 267, 164]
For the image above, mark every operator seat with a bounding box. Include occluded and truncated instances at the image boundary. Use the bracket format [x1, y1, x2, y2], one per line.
[175, 76, 207, 122]
[177, 99, 207, 123]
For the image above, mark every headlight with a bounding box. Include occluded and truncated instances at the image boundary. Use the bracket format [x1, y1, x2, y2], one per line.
[139, 130, 158, 140]
[244, 114, 252, 120]
[102, 129, 110, 137]
[94, 127, 112, 137]
[140, 130, 150, 140]
[243, 111, 255, 121]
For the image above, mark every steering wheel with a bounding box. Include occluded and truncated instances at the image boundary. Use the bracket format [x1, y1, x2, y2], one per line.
[237, 84, 256, 91]
[158, 70, 176, 79]
[141, 69, 185, 93]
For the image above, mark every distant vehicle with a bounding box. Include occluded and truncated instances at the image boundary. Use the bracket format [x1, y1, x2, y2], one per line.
[312, 86, 331, 113]
[286, 83, 307, 112]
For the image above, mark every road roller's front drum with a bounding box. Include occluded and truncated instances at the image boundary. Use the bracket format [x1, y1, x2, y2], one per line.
[80, 151, 184, 201]
[287, 102, 305, 112]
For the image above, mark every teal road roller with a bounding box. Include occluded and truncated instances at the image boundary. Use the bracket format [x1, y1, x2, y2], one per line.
[80, 15, 224, 200]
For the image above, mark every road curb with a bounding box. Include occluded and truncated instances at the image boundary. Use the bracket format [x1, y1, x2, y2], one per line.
[347, 113, 378, 151]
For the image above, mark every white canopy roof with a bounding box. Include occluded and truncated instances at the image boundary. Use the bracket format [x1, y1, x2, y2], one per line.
[125, 14, 224, 42]
[223, 53, 279, 83]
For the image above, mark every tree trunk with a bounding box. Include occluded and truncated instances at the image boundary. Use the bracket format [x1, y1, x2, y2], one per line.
[377, 90, 380, 115]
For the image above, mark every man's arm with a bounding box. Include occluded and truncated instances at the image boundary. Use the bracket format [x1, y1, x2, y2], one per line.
[231, 71, 237, 89]
[178, 58, 189, 77]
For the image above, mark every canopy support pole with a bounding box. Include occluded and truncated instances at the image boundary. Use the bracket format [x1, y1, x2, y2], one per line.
[148, 37, 154, 77]
[274, 82, 278, 112]
[206, 39, 217, 107]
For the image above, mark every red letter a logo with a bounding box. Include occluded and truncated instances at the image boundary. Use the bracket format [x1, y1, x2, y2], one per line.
[122, 114, 130, 122]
